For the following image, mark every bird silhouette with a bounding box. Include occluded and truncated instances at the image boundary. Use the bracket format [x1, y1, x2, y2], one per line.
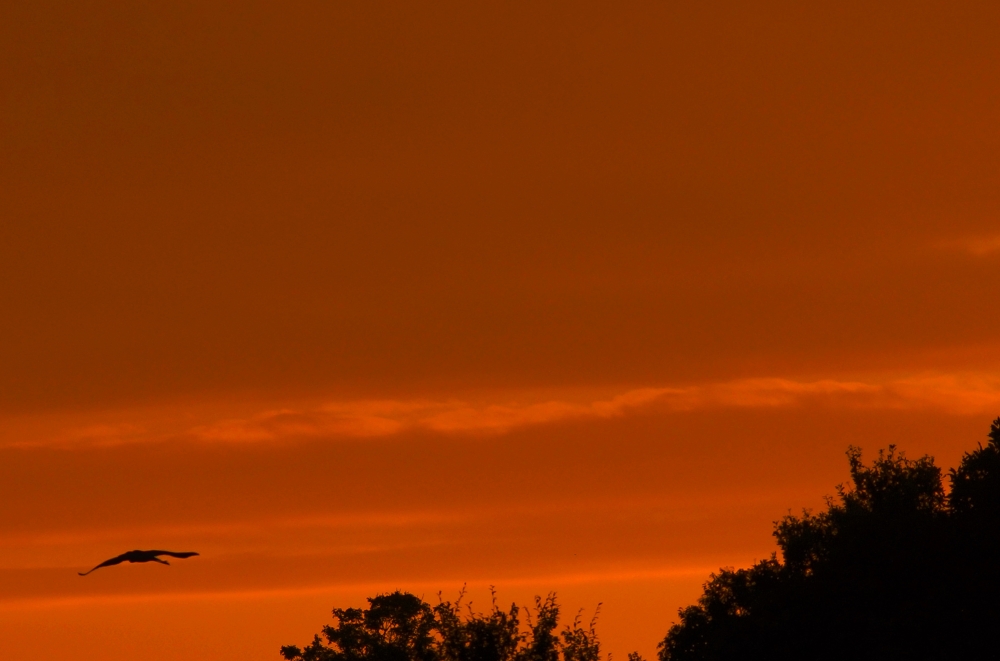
[78, 550, 200, 576]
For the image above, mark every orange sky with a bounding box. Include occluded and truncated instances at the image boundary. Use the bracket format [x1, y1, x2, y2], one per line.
[3, 2, 1000, 660]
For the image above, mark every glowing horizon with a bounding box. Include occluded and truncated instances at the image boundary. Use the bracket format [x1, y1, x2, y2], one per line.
[3, 2, 1000, 660]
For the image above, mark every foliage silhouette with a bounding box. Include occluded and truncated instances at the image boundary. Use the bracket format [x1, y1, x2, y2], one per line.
[658, 417, 1000, 661]
[281, 419, 1000, 661]
[280, 589, 615, 661]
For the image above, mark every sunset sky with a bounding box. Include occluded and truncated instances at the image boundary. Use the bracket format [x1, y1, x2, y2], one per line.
[3, 2, 1000, 660]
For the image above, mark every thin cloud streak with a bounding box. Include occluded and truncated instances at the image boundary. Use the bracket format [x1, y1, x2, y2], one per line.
[940, 234, 1000, 256]
[0, 510, 469, 551]
[189, 375, 1000, 443]
[0, 493, 774, 555]
[0, 566, 716, 612]
[5, 373, 1000, 448]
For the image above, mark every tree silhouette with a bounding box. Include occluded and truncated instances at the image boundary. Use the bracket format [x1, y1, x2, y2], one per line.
[280, 419, 1000, 661]
[658, 417, 1000, 661]
[281, 589, 612, 661]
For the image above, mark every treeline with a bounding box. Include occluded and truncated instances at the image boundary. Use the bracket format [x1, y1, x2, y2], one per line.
[659, 417, 1000, 661]
[283, 418, 1000, 661]
[279, 590, 629, 661]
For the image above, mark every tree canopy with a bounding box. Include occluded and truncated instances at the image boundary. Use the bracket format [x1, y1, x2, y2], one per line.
[280, 590, 624, 661]
[281, 418, 1000, 661]
[658, 417, 1000, 661]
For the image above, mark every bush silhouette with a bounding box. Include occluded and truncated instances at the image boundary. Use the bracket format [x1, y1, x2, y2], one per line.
[658, 417, 1000, 661]
[280, 590, 619, 661]
[281, 419, 1000, 661]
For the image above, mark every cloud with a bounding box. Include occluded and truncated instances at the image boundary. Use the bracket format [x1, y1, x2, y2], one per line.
[0, 565, 716, 611]
[5, 373, 1000, 449]
[941, 234, 1000, 256]
[187, 388, 683, 442]
[0, 510, 468, 551]
[186, 374, 1000, 443]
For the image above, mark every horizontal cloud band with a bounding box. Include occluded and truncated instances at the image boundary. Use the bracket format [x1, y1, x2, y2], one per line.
[8, 372, 998, 448]
[191, 375, 1000, 443]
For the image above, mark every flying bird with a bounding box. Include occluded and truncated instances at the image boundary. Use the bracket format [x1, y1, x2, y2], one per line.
[78, 549, 200, 576]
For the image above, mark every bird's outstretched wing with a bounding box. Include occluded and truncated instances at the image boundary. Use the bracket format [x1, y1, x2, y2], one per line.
[78, 553, 130, 576]
[148, 550, 200, 559]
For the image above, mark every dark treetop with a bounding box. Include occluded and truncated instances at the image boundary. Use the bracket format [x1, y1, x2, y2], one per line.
[278, 418, 1000, 661]
[279, 590, 639, 661]
[657, 417, 1000, 661]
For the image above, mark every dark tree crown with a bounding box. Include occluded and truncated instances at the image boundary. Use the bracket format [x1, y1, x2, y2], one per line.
[281, 590, 622, 661]
[658, 417, 1000, 661]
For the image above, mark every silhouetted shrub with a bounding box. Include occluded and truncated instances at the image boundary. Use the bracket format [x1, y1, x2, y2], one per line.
[282, 419, 1000, 661]
[281, 589, 611, 661]
[658, 417, 1000, 661]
